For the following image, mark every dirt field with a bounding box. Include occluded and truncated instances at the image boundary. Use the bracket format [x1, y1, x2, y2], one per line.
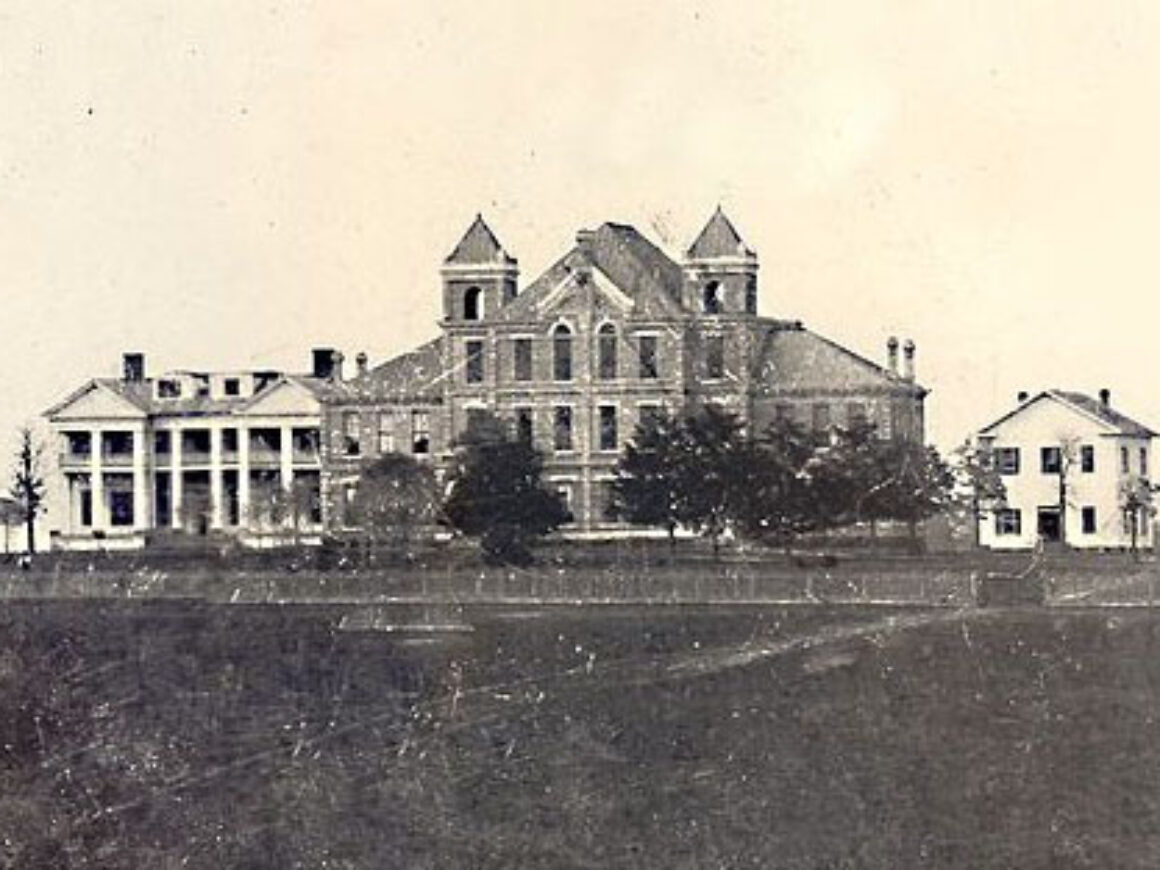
[2, 598, 1159, 868]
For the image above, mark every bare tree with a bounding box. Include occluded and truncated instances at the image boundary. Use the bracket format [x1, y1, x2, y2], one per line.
[10, 427, 46, 555]
[1120, 476, 1154, 559]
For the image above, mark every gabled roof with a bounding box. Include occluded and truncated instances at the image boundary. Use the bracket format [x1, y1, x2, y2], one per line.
[978, 390, 1156, 438]
[444, 214, 516, 266]
[347, 338, 446, 403]
[495, 222, 685, 322]
[687, 207, 754, 259]
[44, 379, 152, 419]
[751, 323, 925, 396]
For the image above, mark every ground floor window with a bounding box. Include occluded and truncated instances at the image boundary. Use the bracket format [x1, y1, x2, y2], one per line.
[995, 508, 1021, 536]
[155, 472, 171, 527]
[1081, 506, 1097, 534]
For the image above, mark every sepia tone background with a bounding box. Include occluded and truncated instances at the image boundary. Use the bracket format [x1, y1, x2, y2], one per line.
[3, 1, 1160, 460]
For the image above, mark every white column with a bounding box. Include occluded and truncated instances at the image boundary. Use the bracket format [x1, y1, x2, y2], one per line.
[280, 424, 294, 492]
[171, 427, 183, 530]
[90, 428, 105, 531]
[238, 426, 251, 530]
[209, 426, 224, 530]
[132, 424, 148, 531]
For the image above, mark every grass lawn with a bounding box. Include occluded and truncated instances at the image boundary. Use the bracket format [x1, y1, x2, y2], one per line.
[2, 598, 1159, 868]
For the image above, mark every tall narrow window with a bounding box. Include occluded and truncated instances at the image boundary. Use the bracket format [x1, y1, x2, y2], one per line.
[1080, 445, 1095, 473]
[638, 335, 658, 379]
[515, 408, 534, 445]
[513, 338, 533, 382]
[411, 410, 430, 455]
[745, 276, 757, 315]
[705, 335, 725, 380]
[463, 286, 482, 321]
[1082, 506, 1097, 534]
[465, 339, 484, 384]
[554, 406, 573, 452]
[846, 402, 866, 428]
[342, 411, 360, 457]
[703, 281, 721, 314]
[598, 324, 617, 380]
[598, 405, 617, 451]
[1141, 446, 1149, 477]
[553, 325, 573, 382]
[811, 403, 831, 432]
[1121, 446, 1130, 474]
[378, 412, 395, 454]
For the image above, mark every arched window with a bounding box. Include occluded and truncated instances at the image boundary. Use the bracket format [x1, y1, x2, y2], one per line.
[552, 324, 573, 381]
[463, 286, 483, 321]
[597, 323, 617, 380]
[745, 276, 757, 315]
[703, 281, 721, 315]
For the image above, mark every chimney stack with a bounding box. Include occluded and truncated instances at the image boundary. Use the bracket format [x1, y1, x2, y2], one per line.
[1017, 391, 1029, 403]
[886, 336, 899, 375]
[1100, 388, 1111, 407]
[122, 352, 145, 383]
[312, 347, 337, 380]
[355, 352, 369, 377]
[331, 350, 345, 382]
[902, 339, 916, 381]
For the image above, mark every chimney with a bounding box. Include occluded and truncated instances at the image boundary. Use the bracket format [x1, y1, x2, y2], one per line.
[122, 352, 145, 383]
[355, 352, 369, 377]
[331, 350, 345, 382]
[902, 339, 916, 381]
[1100, 388, 1111, 408]
[312, 347, 336, 380]
[1017, 391, 1029, 403]
[886, 336, 899, 375]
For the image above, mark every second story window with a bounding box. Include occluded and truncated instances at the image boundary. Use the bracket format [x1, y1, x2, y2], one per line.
[811, 403, 831, 433]
[412, 410, 430, 455]
[705, 335, 725, 380]
[1080, 445, 1095, 473]
[553, 406, 573, 452]
[465, 340, 485, 384]
[378, 412, 394, 454]
[599, 405, 617, 451]
[463, 285, 482, 321]
[638, 335, 658, 380]
[598, 324, 617, 380]
[996, 447, 1020, 475]
[1121, 446, 1130, 474]
[703, 281, 721, 314]
[342, 411, 361, 457]
[1142, 446, 1150, 477]
[1041, 446, 1061, 474]
[513, 338, 533, 382]
[553, 325, 573, 382]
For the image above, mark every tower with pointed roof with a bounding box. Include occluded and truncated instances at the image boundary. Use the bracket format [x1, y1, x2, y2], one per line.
[682, 206, 759, 318]
[441, 214, 518, 324]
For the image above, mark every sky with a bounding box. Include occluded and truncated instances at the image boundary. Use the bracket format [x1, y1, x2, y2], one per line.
[4, 1, 1160, 459]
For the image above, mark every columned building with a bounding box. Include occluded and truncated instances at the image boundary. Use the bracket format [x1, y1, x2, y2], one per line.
[322, 209, 928, 535]
[44, 352, 336, 550]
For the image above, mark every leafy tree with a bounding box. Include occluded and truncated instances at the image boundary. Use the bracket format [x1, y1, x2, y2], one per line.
[734, 416, 819, 551]
[443, 412, 569, 565]
[10, 428, 46, 555]
[949, 440, 1007, 547]
[808, 420, 885, 533]
[671, 405, 751, 555]
[873, 440, 956, 544]
[609, 408, 687, 549]
[350, 453, 440, 557]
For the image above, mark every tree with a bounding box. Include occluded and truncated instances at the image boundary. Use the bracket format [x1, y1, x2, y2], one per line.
[10, 428, 46, 555]
[873, 440, 956, 544]
[609, 408, 688, 549]
[808, 420, 885, 534]
[670, 405, 751, 555]
[1120, 476, 1154, 558]
[443, 412, 569, 565]
[949, 440, 1007, 547]
[350, 453, 440, 558]
[733, 416, 820, 551]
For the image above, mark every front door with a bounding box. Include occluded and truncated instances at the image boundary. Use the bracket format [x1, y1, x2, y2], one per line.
[1037, 507, 1062, 543]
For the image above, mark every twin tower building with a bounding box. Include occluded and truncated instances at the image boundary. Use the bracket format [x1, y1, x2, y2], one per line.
[45, 209, 926, 549]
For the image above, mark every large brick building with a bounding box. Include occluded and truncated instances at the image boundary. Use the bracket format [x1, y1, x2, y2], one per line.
[322, 209, 927, 535]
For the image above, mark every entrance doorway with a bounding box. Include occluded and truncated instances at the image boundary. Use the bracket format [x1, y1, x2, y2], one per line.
[1037, 507, 1062, 543]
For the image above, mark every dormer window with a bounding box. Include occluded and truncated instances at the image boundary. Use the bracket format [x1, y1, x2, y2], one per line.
[157, 378, 182, 399]
[703, 281, 721, 315]
[223, 378, 241, 397]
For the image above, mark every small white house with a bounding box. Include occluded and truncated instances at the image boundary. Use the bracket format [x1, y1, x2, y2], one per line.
[976, 390, 1155, 551]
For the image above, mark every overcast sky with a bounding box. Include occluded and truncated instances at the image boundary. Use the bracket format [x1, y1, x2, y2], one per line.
[4, 1, 1160, 455]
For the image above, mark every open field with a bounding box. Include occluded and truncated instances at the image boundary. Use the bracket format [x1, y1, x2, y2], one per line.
[3, 597, 1160, 867]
